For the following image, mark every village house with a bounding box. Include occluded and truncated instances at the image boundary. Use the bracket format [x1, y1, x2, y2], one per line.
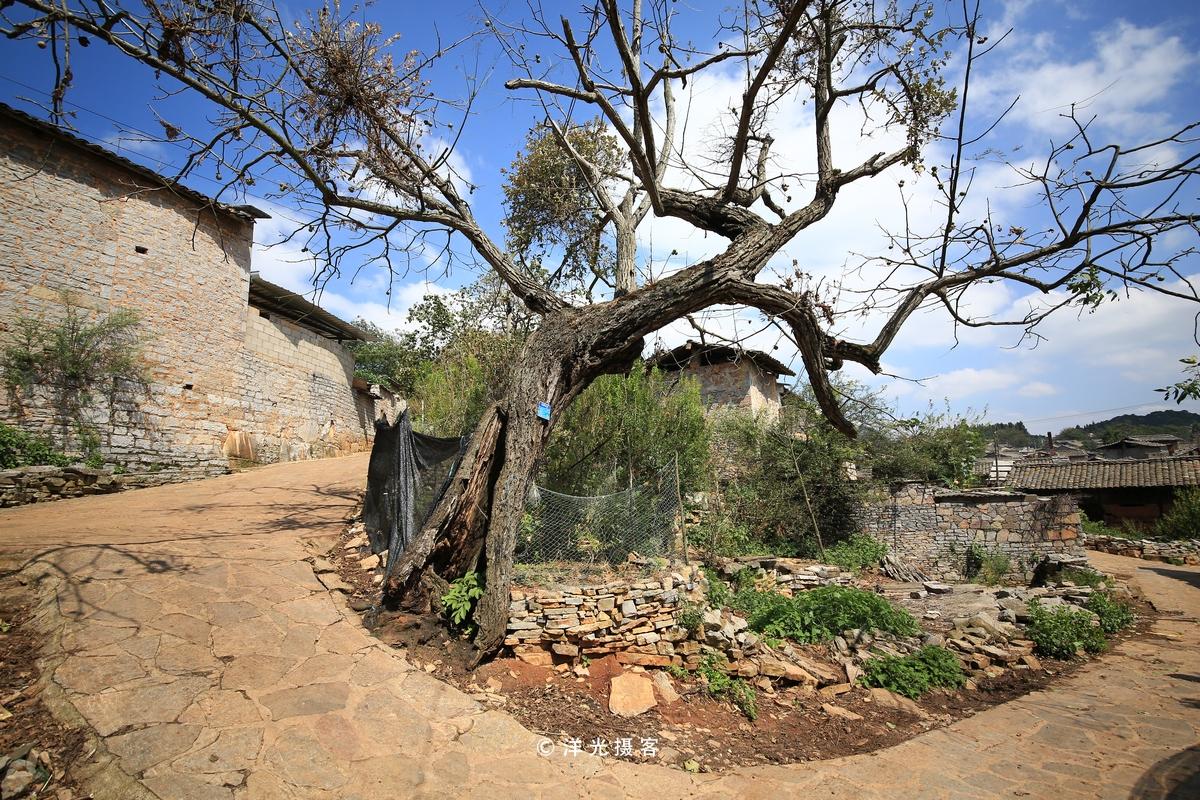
[650, 341, 794, 419]
[1007, 455, 1200, 529]
[1094, 434, 1182, 460]
[0, 103, 397, 482]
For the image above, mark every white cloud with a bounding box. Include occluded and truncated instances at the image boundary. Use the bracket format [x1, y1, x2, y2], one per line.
[977, 20, 1197, 138]
[1017, 381, 1058, 398]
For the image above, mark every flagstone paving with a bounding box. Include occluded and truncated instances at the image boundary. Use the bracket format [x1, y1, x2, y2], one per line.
[1, 455, 1198, 799]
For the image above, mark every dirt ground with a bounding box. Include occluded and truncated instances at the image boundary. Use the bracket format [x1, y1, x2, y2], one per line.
[330, 523, 1155, 772]
[0, 577, 88, 799]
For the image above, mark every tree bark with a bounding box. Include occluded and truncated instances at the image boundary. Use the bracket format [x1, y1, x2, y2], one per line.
[384, 309, 644, 659]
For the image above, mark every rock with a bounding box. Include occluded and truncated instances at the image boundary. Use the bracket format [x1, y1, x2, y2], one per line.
[967, 613, 1012, 640]
[348, 597, 373, 612]
[551, 642, 580, 658]
[1, 759, 36, 798]
[651, 672, 682, 705]
[817, 682, 853, 700]
[821, 703, 863, 721]
[924, 581, 953, 594]
[1020, 653, 1043, 670]
[620, 600, 638, 616]
[609, 673, 658, 717]
[514, 647, 553, 667]
[485, 677, 503, 692]
[868, 687, 928, 718]
[358, 553, 381, 570]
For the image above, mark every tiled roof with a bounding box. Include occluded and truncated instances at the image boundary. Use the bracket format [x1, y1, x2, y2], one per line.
[0, 102, 269, 222]
[1096, 437, 1170, 450]
[1007, 456, 1200, 491]
[649, 341, 796, 377]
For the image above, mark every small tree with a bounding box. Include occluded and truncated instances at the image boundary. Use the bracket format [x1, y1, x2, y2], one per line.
[1, 296, 147, 456]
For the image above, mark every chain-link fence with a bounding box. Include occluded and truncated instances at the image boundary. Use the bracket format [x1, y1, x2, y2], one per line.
[516, 457, 683, 566]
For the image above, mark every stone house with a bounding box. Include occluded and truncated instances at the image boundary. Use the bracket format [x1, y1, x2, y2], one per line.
[1007, 455, 1200, 530]
[0, 102, 396, 481]
[1094, 434, 1182, 460]
[650, 341, 794, 418]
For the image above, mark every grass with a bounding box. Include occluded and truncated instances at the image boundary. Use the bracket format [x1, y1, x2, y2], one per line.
[860, 645, 966, 699]
[732, 585, 919, 644]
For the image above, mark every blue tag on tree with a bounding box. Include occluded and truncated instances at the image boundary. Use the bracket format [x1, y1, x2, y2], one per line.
[536, 402, 552, 421]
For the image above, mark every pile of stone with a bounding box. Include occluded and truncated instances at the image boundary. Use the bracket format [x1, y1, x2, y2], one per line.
[0, 464, 123, 507]
[1083, 532, 1200, 565]
[506, 567, 706, 668]
[0, 745, 55, 799]
[712, 556, 854, 594]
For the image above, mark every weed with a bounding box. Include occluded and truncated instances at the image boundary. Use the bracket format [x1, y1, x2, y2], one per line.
[1085, 591, 1135, 634]
[733, 585, 919, 643]
[823, 534, 887, 573]
[678, 602, 704, 633]
[966, 543, 1011, 586]
[696, 653, 758, 720]
[441, 571, 484, 629]
[1057, 567, 1105, 588]
[703, 567, 733, 609]
[860, 645, 965, 699]
[1026, 599, 1107, 659]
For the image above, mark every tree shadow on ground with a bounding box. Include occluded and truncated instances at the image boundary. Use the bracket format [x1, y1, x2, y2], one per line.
[1130, 746, 1200, 799]
[1138, 564, 1200, 592]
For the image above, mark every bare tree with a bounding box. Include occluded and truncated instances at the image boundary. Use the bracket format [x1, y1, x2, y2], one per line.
[6, 0, 1197, 658]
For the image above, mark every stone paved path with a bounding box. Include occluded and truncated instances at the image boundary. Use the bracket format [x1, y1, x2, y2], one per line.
[1, 456, 1198, 799]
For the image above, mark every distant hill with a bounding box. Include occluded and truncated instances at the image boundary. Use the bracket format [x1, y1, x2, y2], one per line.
[973, 421, 1044, 448]
[1056, 409, 1200, 447]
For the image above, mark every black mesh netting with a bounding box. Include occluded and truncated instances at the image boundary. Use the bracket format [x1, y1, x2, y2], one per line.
[363, 411, 465, 579]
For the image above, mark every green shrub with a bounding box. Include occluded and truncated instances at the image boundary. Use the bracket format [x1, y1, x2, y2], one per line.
[678, 602, 704, 633]
[1080, 510, 1127, 538]
[860, 645, 966, 698]
[1153, 487, 1200, 541]
[703, 567, 733, 609]
[1026, 599, 1107, 659]
[733, 585, 919, 644]
[1057, 567, 1105, 588]
[965, 543, 1012, 586]
[440, 572, 484, 629]
[0, 422, 71, 469]
[823, 534, 887, 573]
[696, 653, 757, 720]
[1085, 591, 1135, 634]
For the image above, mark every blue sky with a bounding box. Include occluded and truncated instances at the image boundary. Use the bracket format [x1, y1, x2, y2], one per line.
[2, 0, 1199, 433]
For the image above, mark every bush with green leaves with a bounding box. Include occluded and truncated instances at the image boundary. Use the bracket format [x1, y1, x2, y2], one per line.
[695, 653, 758, 720]
[860, 645, 966, 699]
[965, 543, 1011, 586]
[1085, 591, 1136, 634]
[0, 422, 71, 469]
[733, 585, 919, 644]
[1153, 487, 1200, 541]
[1025, 599, 1107, 659]
[441, 572, 484, 629]
[678, 602, 704, 633]
[1057, 567, 1106, 588]
[703, 567, 733, 609]
[823, 534, 887, 573]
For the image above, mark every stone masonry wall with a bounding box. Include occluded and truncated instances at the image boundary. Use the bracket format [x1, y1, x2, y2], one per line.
[0, 114, 378, 480]
[860, 484, 1083, 581]
[0, 464, 123, 507]
[238, 309, 373, 462]
[1082, 533, 1200, 565]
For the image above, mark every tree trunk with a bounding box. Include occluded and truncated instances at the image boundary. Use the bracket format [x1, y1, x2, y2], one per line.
[383, 309, 644, 661]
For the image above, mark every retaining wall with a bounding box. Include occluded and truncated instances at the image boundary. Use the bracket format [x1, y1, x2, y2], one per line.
[859, 484, 1084, 580]
[0, 464, 123, 507]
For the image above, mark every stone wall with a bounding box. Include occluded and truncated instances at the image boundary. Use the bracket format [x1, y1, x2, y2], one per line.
[681, 360, 781, 418]
[0, 464, 123, 507]
[506, 572, 700, 668]
[236, 309, 374, 463]
[504, 561, 854, 674]
[0, 112, 381, 481]
[860, 484, 1083, 581]
[1082, 533, 1200, 565]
